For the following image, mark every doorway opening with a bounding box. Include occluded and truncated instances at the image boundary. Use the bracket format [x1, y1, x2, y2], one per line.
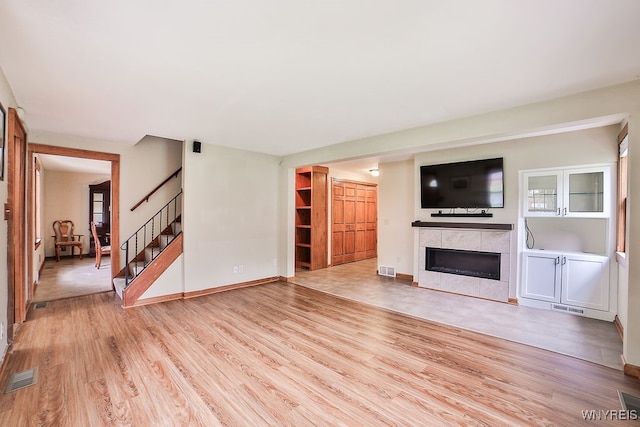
[27, 144, 120, 305]
[292, 164, 379, 274]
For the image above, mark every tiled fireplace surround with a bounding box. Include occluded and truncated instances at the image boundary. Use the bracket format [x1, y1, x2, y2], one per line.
[417, 225, 511, 302]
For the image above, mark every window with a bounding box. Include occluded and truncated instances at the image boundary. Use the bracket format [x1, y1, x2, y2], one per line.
[93, 192, 104, 225]
[617, 124, 628, 253]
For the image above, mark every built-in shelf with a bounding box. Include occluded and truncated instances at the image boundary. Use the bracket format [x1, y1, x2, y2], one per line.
[295, 166, 328, 270]
[411, 221, 513, 230]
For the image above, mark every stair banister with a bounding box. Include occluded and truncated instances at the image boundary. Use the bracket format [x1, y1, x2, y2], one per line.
[131, 167, 182, 211]
[120, 190, 183, 287]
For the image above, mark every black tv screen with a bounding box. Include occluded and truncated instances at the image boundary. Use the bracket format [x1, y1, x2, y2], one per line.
[420, 158, 504, 209]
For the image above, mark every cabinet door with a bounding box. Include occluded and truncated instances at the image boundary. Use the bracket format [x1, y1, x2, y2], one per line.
[563, 167, 610, 218]
[561, 254, 609, 311]
[523, 171, 563, 217]
[521, 252, 561, 302]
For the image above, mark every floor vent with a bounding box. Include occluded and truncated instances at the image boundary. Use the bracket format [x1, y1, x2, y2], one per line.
[378, 266, 396, 278]
[5, 368, 38, 393]
[552, 304, 584, 315]
[33, 302, 48, 309]
[618, 390, 640, 412]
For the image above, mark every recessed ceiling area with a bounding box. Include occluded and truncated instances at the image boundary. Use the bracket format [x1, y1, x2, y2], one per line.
[1, 1, 639, 157]
[38, 154, 111, 175]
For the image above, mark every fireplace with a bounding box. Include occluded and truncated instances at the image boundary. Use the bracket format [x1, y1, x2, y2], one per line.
[415, 225, 512, 302]
[426, 247, 501, 281]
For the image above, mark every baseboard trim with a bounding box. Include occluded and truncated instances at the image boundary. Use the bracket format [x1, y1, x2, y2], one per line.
[411, 281, 419, 287]
[508, 298, 519, 306]
[129, 292, 184, 308]
[183, 276, 280, 299]
[396, 273, 413, 281]
[621, 355, 640, 379]
[279, 276, 296, 282]
[614, 315, 624, 340]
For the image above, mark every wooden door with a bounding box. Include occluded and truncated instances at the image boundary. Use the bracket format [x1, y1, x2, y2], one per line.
[7, 108, 27, 333]
[354, 185, 367, 261]
[331, 181, 345, 265]
[332, 179, 377, 266]
[342, 182, 357, 263]
[365, 185, 378, 258]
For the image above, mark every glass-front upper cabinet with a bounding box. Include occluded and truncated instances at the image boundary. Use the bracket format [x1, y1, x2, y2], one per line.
[524, 171, 563, 216]
[523, 166, 611, 218]
[565, 168, 606, 216]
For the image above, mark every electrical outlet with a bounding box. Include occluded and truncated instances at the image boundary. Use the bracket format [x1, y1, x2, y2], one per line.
[233, 266, 239, 274]
[239, 265, 244, 273]
[0, 322, 4, 340]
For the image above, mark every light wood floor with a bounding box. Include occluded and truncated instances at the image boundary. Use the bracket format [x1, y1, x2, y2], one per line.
[294, 258, 623, 369]
[1, 283, 639, 425]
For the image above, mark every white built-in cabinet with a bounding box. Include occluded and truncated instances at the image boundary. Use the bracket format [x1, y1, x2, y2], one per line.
[521, 250, 609, 312]
[523, 166, 610, 218]
[519, 164, 615, 321]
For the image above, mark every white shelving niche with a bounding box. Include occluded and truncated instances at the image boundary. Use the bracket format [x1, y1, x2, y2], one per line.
[519, 163, 617, 321]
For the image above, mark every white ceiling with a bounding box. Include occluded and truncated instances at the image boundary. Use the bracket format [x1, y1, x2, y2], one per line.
[1, 1, 640, 158]
[38, 154, 111, 175]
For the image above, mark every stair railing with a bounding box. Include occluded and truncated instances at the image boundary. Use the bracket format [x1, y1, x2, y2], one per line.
[130, 167, 182, 211]
[121, 190, 183, 287]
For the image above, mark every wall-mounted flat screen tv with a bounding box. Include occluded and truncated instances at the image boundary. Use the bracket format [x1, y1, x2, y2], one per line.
[420, 157, 504, 209]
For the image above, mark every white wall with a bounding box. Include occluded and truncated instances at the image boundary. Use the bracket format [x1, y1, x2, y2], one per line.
[42, 170, 110, 258]
[378, 160, 414, 276]
[140, 255, 184, 299]
[0, 65, 17, 360]
[32, 154, 46, 285]
[120, 135, 183, 239]
[182, 141, 280, 292]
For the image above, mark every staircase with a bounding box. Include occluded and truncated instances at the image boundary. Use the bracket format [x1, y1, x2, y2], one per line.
[114, 191, 183, 307]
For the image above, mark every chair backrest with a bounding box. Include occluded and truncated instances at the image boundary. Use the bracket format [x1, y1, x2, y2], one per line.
[53, 220, 75, 243]
[90, 221, 101, 249]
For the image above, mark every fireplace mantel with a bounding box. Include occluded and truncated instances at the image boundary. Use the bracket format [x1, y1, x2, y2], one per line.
[411, 221, 513, 230]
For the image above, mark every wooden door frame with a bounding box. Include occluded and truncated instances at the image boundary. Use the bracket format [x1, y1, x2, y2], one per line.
[27, 144, 120, 302]
[7, 108, 27, 326]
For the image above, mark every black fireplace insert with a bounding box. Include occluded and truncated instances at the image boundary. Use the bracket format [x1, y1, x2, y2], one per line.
[426, 247, 500, 280]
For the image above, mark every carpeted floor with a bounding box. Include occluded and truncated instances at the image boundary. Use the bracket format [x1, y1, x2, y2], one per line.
[34, 256, 112, 303]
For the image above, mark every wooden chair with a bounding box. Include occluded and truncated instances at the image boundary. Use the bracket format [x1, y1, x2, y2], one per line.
[90, 221, 111, 268]
[52, 220, 83, 262]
